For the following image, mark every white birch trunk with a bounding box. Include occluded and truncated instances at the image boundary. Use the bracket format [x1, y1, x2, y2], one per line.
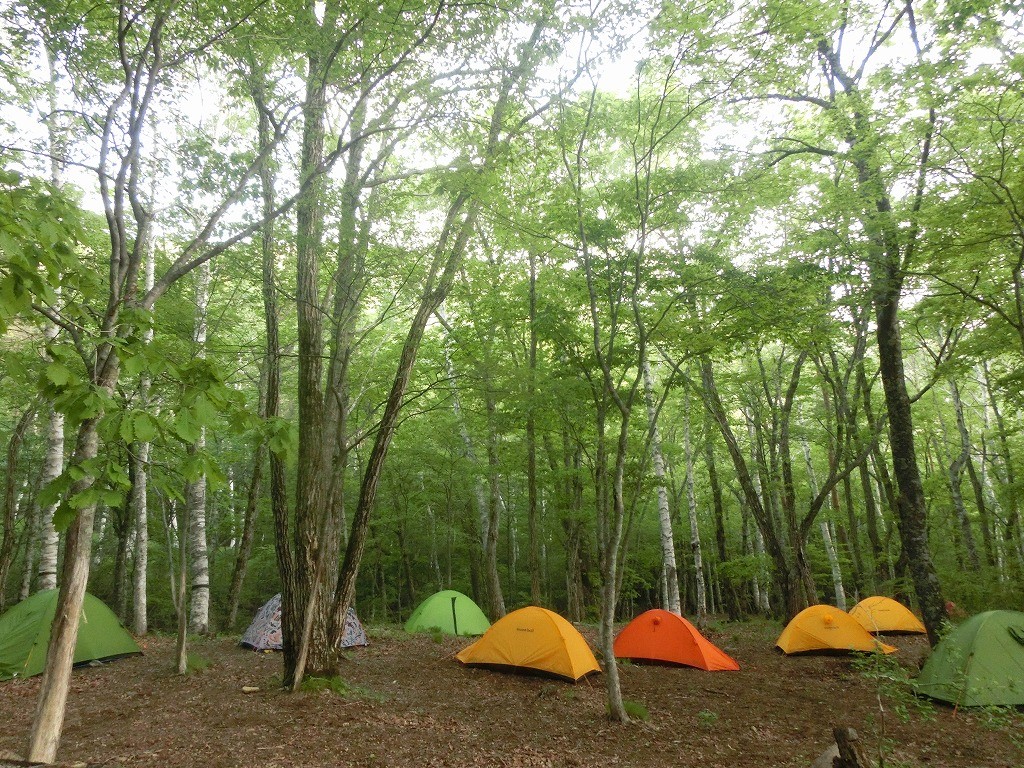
[187, 261, 211, 634]
[35, 42, 65, 597]
[36, 404, 64, 592]
[131, 230, 156, 634]
[19, 495, 39, 601]
[802, 437, 846, 608]
[641, 359, 680, 614]
[747, 421, 771, 614]
[821, 520, 847, 609]
[683, 401, 706, 621]
[445, 347, 489, 546]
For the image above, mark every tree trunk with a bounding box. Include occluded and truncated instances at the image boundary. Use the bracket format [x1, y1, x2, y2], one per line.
[175, 491, 190, 674]
[131, 233, 156, 635]
[26, 414, 104, 763]
[526, 249, 542, 605]
[946, 380, 981, 571]
[484, 388, 507, 619]
[803, 438, 847, 609]
[705, 412, 739, 618]
[700, 357, 796, 617]
[642, 358, 681, 614]
[226, 440, 267, 630]
[36, 404, 64, 592]
[682, 398, 706, 622]
[187, 260, 211, 636]
[19, 472, 43, 602]
[816, 39, 945, 642]
[0, 407, 36, 608]
[981, 362, 1023, 574]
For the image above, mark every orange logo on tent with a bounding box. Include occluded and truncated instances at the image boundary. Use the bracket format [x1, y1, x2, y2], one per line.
[614, 609, 739, 671]
[776, 605, 897, 655]
[456, 606, 600, 682]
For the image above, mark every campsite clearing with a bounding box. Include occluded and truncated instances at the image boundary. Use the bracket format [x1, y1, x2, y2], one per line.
[0, 619, 1019, 767]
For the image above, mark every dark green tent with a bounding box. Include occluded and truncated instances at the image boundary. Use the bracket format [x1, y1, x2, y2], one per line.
[404, 590, 490, 636]
[0, 589, 141, 680]
[914, 610, 1024, 707]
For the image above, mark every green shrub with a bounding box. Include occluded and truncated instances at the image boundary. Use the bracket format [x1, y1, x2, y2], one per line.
[623, 699, 649, 721]
[697, 709, 718, 727]
[184, 652, 212, 674]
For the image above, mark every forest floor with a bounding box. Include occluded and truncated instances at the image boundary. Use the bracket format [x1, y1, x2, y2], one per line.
[0, 618, 1021, 768]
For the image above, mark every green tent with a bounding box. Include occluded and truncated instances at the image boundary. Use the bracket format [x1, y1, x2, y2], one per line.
[0, 589, 141, 680]
[404, 590, 490, 636]
[914, 610, 1024, 707]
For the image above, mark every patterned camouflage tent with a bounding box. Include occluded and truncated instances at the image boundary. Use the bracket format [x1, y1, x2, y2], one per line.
[240, 594, 368, 650]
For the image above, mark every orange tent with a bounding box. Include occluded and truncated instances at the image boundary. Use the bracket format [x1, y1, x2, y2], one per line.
[456, 606, 600, 682]
[776, 604, 897, 655]
[613, 609, 739, 671]
[849, 596, 926, 634]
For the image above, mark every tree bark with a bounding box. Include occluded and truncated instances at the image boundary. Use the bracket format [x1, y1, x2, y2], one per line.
[131, 230, 156, 635]
[700, 357, 797, 617]
[0, 407, 36, 608]
[816, 38, 945, 643]
[682, 397, 705, 622]
[187, 260, 211, 635]
[642, 358, 681, 614]
[946, 380, 981, 571]
[26, 413, 105, 763]
[526, 249, 542, 606]
[36, 404, 64, 592]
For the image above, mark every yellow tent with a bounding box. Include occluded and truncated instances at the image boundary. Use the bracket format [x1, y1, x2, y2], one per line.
[456, 606, 600, 682]
[849, 596, 926, 634]
[776, 604, 897, 655]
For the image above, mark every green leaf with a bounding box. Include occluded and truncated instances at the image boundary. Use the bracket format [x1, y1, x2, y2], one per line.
[173, 409, 202, 443]
[268, 419, 298, 463]
[101, 489, 124, 507]
[193, 393, 219, 427]
[52, 501, 77, 533]
[181, 453, 205, 482]
[134, 412, 160, 443]
[118, 413, 134, 443]
[122, 352, 148, 378]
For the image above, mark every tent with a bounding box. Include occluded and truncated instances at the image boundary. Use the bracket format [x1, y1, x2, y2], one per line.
[0, 589, 141, 680]
[240, 594, 368, 651]
[405, 590, 490, 636]
[849, 596, 927, 634]
[613, 609, 739, 671]
[914, 610, 1024, 707]
[456, 606, 600, 682]
[776, 604, 896, 655]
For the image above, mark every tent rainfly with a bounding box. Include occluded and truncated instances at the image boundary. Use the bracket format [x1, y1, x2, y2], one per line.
[614, 609, 740, 671]
[240, 594, 368, 651]
[849, 596, 927, 635]
[405, 590, 490, 636]
[914, 610, 1024, 707]
[0, 589, 141, 680]
[456, 606, 599, 682]
[776, 604, 896, 655]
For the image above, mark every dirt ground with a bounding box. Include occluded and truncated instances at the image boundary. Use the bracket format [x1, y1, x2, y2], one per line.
[0, 619, 1020, 767]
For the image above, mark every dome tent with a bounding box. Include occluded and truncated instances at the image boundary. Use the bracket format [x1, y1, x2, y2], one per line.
[405, 590, 490, 636]
[614, 609, 739, 671]
[240, 594, 368, 651]
[914, 610, 1024, 707]
[0, 589, 141, 680]
[456, 606, 599, 682]
[849, 596, 926, 634]
[776, 604, 896, 655]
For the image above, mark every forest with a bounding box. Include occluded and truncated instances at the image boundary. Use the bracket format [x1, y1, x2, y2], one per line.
[1, 0, 1023, 762]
